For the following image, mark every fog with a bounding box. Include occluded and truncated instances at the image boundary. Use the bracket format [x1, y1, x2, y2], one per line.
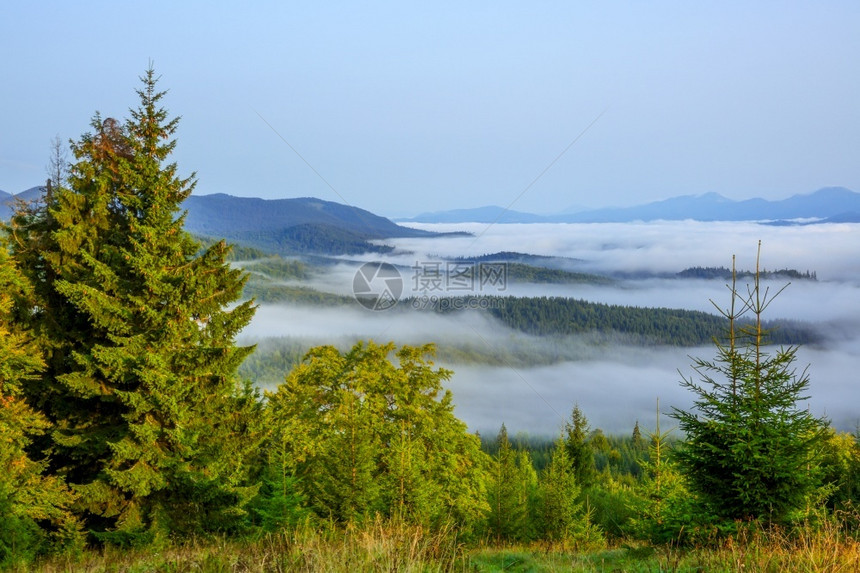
[383, 220, 860, 282]
[447, 342, 860, 436]
[242, 221, 860, 435]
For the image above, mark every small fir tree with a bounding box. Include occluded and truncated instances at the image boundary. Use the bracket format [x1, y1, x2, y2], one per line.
[538, 437, 603, 548]
[671, 244, 827, 523]
[487, 424, 527, 541]
[632, 401, 695, 543]
[564, 404, 596, 492]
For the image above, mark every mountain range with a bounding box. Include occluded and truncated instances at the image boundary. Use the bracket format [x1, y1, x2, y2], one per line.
[401, 187, 860, 224]
[2, 186, 859, 255]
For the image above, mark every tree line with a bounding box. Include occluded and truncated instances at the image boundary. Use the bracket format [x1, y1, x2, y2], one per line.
[677, 266, 817, 280]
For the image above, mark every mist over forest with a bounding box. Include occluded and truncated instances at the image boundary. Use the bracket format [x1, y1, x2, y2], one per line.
[239, 220, 860, 435]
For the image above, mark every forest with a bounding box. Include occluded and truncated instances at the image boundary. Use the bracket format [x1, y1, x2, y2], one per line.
[1, 69, 858, 572]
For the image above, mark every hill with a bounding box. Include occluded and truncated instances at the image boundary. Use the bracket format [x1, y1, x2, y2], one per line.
[184, 194, 431, 239]
[183, 194, 454, 255]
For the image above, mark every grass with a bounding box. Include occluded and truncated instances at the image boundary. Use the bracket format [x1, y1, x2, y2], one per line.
[16, 519, 466, 573]
[14, 514, 860, 573]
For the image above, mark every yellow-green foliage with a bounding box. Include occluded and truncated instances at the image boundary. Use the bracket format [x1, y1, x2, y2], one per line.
[264, 341, 490, 532]
[0, 241, 79, 564]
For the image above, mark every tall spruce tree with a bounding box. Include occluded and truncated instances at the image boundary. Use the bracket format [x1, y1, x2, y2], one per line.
[8, 68, 258, 540]
[671, 245, 826, 523]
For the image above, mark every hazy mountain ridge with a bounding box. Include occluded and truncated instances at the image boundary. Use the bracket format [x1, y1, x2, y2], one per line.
[407, 205, 546, 224]
[0, 186, 46, 219]
[398, 187, 860, 223]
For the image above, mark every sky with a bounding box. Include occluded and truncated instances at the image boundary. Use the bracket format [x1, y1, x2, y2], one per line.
[2, 2, 859, 217]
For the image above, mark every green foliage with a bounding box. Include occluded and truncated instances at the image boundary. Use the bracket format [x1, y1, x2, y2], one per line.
[486, 425, 538, 542]
[248, 462, 308, 533]
[502, 262, 613, 285]
[818, 428, 860, 510]
[7, 68, 259, 541]
[671, 247, 828, 524]
[537, 438, 595, 546]
[677, 265, 817, 281]
[239, 256, 310, 282]
[0, 238, 79, 565]
[265, 341, 490, 532]
[564, 405, 596, 491]
[482, 295, 820, 346]
[631, 411, 705, 544]
[584, 475, 640, 540]
[225, 222, 395, 256]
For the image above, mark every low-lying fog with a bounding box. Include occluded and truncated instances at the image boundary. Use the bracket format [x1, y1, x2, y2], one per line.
[241, 221, 860, 436]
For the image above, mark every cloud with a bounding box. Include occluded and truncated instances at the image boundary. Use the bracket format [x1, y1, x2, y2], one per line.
[447, 344, 859, 437]
[387, 221, 860, 282]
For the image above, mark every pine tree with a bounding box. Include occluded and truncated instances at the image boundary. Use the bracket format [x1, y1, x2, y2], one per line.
[538, 438, 581, 543]
[633, 403, 692, 543]
[8, 68, 259, 540]
[564, 404, 596, 491]
[632, 421, 644, 451]
[671, 244, 827, 523]
[487, 424, 524, 541]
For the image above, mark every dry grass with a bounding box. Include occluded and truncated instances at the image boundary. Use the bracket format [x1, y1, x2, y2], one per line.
[683, 515, 860, 573]
[18, 518, 466, 573]
[15, 512, 860, 572]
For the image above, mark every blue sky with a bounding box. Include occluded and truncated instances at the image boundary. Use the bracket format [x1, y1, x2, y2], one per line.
[2, 2, 858, 216]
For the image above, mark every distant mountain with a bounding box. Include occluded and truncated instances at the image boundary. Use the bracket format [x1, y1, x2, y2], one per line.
[555, 187, 860, 223]
[0, 186, 46, 220]
[403, 187, 860, 224]
[182, 194, 443, 255]
[822, 212, 860, 223]
[556, 191, 740, 222]
[401, 205, 546, 224]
